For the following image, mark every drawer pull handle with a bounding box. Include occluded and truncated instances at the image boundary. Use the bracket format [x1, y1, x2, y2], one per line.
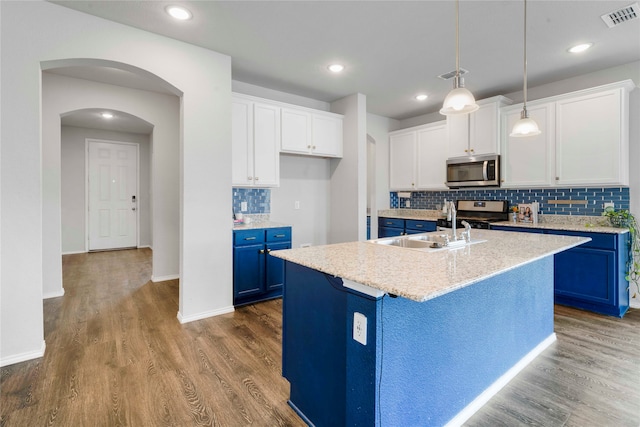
[415, 225, 423, 228]
[386, 222, 393, 225]
[245, 237, 256, 241]
[274, 234, 286, 238]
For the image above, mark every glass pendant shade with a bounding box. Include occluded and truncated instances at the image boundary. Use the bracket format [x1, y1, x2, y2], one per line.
[440, 85, 479, 115]
[510, 110, 541, 137]
[440, 75, 479, 115]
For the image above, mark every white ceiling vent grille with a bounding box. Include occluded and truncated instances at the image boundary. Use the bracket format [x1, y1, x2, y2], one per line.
[438, 68, 469, 80]
[601, 3, 639, 28]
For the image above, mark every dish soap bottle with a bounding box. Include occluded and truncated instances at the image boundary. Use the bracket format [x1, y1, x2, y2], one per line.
[442, 199, 448, 218]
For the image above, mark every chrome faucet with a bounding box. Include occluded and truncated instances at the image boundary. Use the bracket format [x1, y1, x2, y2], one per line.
[460, 220, 472, 243]
[449, 201, 457, 241]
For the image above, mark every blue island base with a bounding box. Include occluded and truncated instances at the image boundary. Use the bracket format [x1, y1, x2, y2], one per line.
[282, 256, 556, 426]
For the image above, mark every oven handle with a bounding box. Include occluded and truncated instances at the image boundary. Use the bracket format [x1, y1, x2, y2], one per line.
[482, 160, 489, 181]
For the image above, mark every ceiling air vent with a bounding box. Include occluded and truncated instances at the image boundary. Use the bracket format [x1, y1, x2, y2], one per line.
[438, 68, 469, 80]
[601, 2, 639, 28]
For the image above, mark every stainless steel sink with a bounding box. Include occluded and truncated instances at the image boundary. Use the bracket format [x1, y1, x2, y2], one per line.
[369, 233, 486, 252]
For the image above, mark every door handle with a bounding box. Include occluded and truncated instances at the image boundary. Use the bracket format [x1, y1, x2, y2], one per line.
[132, 207, 136, 211]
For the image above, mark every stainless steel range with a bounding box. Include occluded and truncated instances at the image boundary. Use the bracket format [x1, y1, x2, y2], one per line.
[436, 200, 509, 230]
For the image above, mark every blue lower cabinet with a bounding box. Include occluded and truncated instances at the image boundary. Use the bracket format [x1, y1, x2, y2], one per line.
[378, 217, 436, 238]
[233, 227, 291, 306]
[492, 225, 629, 317]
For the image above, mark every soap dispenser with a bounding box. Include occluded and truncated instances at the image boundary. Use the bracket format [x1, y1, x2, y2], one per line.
[442, 199, 448, 217]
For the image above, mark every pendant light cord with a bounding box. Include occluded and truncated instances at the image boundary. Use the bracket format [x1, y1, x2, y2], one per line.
[523, 0, 528, 112]
[455, 0, 460, 78]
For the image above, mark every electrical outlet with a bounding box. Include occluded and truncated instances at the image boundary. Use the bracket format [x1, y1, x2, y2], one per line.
[405, 200, 411, 208]
[353, 312, 367, 345]
[241, 201, 247, 212]
[295, 201, 300, 210]
[604, 202, 614, 209]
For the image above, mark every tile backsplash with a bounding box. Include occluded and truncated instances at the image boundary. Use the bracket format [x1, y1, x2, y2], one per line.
[233, 188, 271, 214]
[390, 187, 630, 216]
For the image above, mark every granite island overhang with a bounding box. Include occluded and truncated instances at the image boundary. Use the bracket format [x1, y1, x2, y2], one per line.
[270, 229, 590, 427]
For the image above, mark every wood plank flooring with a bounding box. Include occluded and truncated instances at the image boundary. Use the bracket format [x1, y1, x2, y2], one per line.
[1, 248, 639, 426]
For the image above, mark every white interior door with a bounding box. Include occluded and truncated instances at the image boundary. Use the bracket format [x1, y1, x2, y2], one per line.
[88, 140, 138, 251]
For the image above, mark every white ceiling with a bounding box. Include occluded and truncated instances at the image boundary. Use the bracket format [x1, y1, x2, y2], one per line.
[50, 0, 639, 132]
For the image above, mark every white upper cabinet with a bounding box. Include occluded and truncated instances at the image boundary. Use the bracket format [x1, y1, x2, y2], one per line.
[555, 87, 629, 186]
[389, 130, 417, 190]
[416, 123, 448, 190]
[499, 80, 633, 189]
[389, 121, 447, 191]
[501, 102, 555, 188]
[232, 96, 280, 187]
[447, 96, 513, 158]
[281, 108, 343, 158]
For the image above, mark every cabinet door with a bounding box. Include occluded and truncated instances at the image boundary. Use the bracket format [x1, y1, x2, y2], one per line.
[233, 243, 265, 297]
[389, 131, 417, 190]
[555, 89, 626, 186]
[554, 247, 616, 306]
[312, 114, 343, 157]
[281, 108, 311, 154]
[253, 102, 280, 187]
[266, 241, 289, 291]
[416, 124, 447, 189]
[231, 98, 253, 186]
[501, 103, 555, 188]
[470, 102, 499, 156]
[446, 115, 470, 158]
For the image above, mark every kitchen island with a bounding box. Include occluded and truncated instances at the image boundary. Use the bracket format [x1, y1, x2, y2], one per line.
[271, 229, 589, 427]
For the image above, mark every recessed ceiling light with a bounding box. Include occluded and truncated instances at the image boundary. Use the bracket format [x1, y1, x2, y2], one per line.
[415, 94, 428, 101]
[568, 43, 593, 53]
[101, 112, 114, 119]
[327, 64, 345, 73]
[166, 5, 192, 20]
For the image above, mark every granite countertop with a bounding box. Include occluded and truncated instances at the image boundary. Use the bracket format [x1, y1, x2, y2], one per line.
[378, 209, 442, 220]
[270, 229, 589, 303]
[233, 220, 291, 230]
[491, 219, 629, 234]
[378, 210, 629, 235]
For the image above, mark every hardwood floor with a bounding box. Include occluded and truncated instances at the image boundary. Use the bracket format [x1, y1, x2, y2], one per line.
[1, 249, 639, 426]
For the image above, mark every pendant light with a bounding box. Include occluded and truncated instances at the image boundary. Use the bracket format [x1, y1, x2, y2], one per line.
[510, 0, 541, 137]
[440, 0, 479, 115]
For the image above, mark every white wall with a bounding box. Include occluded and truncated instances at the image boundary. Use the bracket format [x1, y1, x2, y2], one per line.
[330, 94, 368, 243]
[233, 80, 330, 111]
[366, 113, 400, 239]
[1, 1, 232, 366]
[270, 155, 331, 248]
[61, 125, 152, 254]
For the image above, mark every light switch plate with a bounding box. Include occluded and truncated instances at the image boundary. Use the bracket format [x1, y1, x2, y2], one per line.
[241, 201, 247, 212]
[604, 202, 614, 209]
[353, 312, 367, 345]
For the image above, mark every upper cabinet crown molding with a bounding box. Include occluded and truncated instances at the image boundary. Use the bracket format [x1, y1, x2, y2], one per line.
[447, 95, 513, 159]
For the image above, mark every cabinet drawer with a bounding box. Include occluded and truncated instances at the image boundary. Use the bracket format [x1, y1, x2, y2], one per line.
[379, 218, 404, 228]
[544, 230, 616, 250]
[234, 229, 265, 246]
[266, 227, 292, 242]
[405, 220, 436, 232]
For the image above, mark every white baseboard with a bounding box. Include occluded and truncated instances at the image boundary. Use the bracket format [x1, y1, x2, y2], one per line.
[43, 288, 65, 299]
[151, 274, 179, 283]
[177, 306, 235, 324]
[445, 333, 557, 427]
[62, 250, 86, 255]
[0, 340, 46, 367]
[137, 245, 151, 249]
[630, 298, 640, 309]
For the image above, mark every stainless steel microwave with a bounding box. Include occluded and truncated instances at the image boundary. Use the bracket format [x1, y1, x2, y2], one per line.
[445, 154, 500, 188]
